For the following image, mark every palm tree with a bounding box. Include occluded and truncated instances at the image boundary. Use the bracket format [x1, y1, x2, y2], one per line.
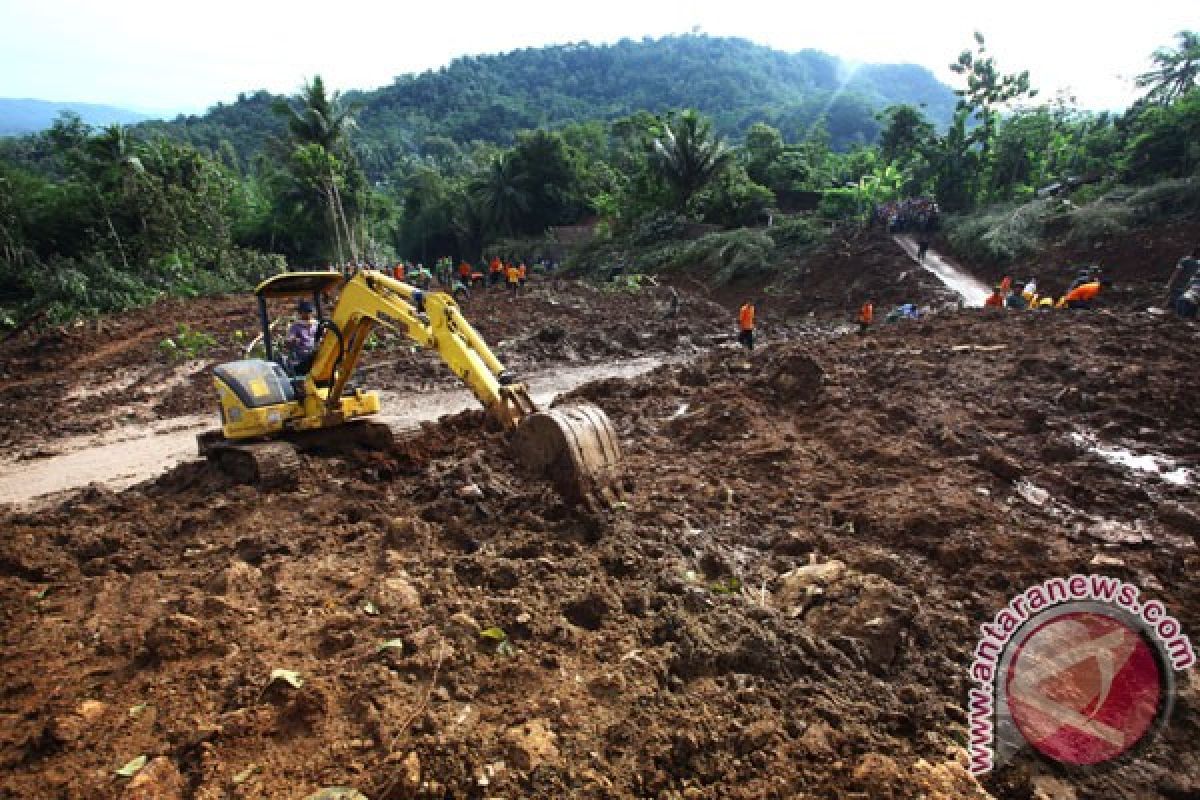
[470, 154, 531, 236]
[272, 76, 362, 261]
[650, 110, 733, 213]
[1136, 31, 1200, 106]
[272, 75, 357, 153]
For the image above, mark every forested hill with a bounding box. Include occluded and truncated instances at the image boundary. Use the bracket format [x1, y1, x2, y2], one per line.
[137, 35, 956, 176]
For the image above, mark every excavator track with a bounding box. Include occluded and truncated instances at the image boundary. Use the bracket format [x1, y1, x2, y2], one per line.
[511, 404, 623, 510]
[209, 441, 302, 487]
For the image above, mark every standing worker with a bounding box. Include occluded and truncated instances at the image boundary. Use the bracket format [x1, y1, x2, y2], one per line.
[917, 238, 930, 263]
[518, 261, 527, 288]
[1166, 248, 1200, 311]
[506, 262, 521, 300]
[858, 300, 874, 333]
[489, 256, 504, 288]
[738, 300, 756, 351]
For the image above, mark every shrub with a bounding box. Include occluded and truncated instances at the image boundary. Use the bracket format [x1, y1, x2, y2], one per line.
[668, 229, 775, 285]
[817, 188, 860, 220]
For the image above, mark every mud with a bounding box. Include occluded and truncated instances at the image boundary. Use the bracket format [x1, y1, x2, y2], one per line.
[2, 301, 1198, 799]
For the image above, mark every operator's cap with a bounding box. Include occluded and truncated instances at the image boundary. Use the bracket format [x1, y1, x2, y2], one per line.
[297, 299, 315, 313]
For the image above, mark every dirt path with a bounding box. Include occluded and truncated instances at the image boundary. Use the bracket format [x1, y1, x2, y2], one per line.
[0, 355, 676, 507]
[893, 234, 991, 306]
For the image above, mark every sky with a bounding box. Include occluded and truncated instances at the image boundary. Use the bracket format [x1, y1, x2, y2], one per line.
[0, 0, 1194, 116]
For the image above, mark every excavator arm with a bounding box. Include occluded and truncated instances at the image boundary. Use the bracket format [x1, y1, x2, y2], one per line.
[306, 270, 535, 430]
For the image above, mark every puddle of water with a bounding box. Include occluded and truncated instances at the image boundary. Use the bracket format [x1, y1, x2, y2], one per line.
[1069, 432, 1194, 486]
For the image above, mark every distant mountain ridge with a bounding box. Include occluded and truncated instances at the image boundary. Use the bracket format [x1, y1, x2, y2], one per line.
[0, 98, 155, 136]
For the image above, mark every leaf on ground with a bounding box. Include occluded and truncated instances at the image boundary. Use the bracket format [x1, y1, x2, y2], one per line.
[128, 702, 149, 718]
[376, 638, 404, 653]
[269, 668, 304, 689]
[479, 626, 508, 642]
[232, 764, 260, 784]
[115, 755, 148, 777]
[361, 601, 380, 616]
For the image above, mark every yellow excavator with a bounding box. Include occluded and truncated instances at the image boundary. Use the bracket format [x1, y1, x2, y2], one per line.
[197, 270, 622, 507]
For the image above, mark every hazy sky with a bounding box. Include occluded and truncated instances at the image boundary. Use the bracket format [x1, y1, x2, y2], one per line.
[0, 0, 1194, 115]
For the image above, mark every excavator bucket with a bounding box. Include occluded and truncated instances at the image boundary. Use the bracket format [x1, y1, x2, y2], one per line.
[510, 404, 623, 510]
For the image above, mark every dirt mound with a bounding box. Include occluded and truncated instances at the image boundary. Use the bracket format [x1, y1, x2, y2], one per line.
[2, 308, 1197, 798]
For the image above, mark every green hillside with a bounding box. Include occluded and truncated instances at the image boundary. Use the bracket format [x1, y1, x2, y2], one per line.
[137, 35, 956, 177]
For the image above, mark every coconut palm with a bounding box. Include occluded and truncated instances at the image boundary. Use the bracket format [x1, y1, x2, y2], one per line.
[272, 75, 357, 153]
[650, 110, 732, 213]
[1136, 31, 1200, 106]
[470, 154, 531, 236]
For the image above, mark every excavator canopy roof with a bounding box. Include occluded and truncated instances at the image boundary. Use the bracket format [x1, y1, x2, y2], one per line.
[254, 271, 344, 299]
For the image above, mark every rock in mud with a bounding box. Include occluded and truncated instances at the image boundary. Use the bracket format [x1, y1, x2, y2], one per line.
[386, 516, 432, 548]
[123, 756, 183, 800]
[775, 558, 846, 608]
[375, 574, 422, 613]
[504, 719, 559, 772]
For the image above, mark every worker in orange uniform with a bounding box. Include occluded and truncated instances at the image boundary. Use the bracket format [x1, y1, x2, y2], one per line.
[459, 260, 473, 284]
[518, 262, 527, 287]
[738, 300, 756, 351]
[1062, 279, 1102, 309]
[858, 301, 874, 333]
[489, 256, 504, 288]
[984, 286, 1005, 308]
[506, 262, 521, 300]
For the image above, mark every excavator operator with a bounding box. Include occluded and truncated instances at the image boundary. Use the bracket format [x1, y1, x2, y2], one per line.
[285, 299, 319, 374]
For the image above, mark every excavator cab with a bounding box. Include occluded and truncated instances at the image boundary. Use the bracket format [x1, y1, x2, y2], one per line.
[251, 271, 340, 376]
[200, 269, 623, 508]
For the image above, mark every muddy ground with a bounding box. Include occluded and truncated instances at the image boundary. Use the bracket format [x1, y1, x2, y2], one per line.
[2, 228, 1199, 799]
[2, 303, 1199, 798]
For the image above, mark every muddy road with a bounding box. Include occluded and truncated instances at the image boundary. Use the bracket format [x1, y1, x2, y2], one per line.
[0, 356, 679, 506]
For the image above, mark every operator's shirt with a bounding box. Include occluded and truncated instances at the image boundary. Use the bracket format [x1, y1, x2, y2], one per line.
[287, 319, 319, 357]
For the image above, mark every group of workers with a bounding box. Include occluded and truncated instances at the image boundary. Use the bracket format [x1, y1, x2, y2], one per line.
[317, 255, 540, 303]
[873, 197, 940, 234]
[983, 268, 1105, 311]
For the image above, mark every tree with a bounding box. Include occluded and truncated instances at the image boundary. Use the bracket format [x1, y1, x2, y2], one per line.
[877, 105, 934, 166]
[1136, 31, 1200, 107]
[271, 76, 366, 262]
[650, 110, 733, 213]
[272, 75, 357, 153]
[470, 153, 530, 237]
[949, 33, 1038, 157]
